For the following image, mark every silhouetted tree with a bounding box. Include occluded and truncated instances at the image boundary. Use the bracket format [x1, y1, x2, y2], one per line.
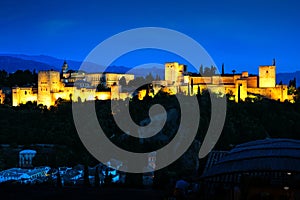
[104, 168, 112, 186]
[210, 65, 217, 75]
[119, 76, 127, 87]
[199, 64, 204, 75]
[84, 164, 90, 187]
[222, 63, 225, 75]
[155, 74, 161, 81]
[145, 73, 154, 83]
[191, 78, 194, 95]
[203, 66, 217, 76]
[94, 166, 100, 187]
[56, 168, 62, 188]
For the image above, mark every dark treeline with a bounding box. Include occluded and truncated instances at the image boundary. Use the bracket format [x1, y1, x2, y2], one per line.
[1, 91, 300, 173]
[0, 69, 37, 87]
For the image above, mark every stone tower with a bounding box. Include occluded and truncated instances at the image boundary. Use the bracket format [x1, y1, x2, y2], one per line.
[259, 65, 276, 88]
[37, 70, 61, 107]
[61, 60, 69, 78]
[165, 62, 186, 85]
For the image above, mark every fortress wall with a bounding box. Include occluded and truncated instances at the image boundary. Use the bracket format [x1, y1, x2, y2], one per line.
[184, 75, 190, 84]
[225, 86, 236, 96]
[180, 85, 189, 95]
[247, 76, 258, 88]
[52, 89, 111, 103]
[105, 73, 135, 87]
[233, 75, 242, 83]
[95, 91, 111, 100]
[111, 85, 121, 100]
[220, 76, 234, 84]
[208, 85, 226, 95]
[242, 71, 249, 78]
[235, 79, 248, 102]
[164, 86, 177, 95]
[0, 90, 5, 104]
[247, 85, 288, 102]
[188, 84, 234, 96]
[105, 73, 119, 87]
[119, 92, 129, 100]
[12, 87, 37, 106]
[190, 77, 212, 84]
[121, 74, 135, 84]
[85, 73, 102, 87]
[212, 76, 221, 85]
[72, 88, 96, 102]
[189, 85, 227, 96]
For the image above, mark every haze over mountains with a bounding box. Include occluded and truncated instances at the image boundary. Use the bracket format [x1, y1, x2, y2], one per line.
[0, 54, 164, 78]
[0, 54, 298, 87]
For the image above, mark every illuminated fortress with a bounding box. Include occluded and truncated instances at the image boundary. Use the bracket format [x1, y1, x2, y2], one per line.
[12, 60, 291, 107]
[12, 61, 134, 107]
[152, 61, 290, 103]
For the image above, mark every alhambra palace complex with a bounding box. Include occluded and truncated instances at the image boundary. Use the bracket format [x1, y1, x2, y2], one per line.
[10, 61, 292, 107]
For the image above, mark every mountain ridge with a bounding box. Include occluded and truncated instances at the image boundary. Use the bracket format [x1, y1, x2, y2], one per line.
[0, 54, 165, 78]
[0, 54, 298, 86]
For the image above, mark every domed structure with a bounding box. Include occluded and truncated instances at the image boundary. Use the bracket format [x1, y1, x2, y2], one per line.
[203, 138, 300, 178]
[201, 138, 300, 200]
[19, 149, 37, 168]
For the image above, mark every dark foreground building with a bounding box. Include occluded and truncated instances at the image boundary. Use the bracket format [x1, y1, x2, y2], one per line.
[201, 138, 300, 200]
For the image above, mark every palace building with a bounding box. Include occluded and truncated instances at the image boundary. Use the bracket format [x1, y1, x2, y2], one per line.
[12, 61, 134, 107]
[152, 61, 290, 102]
[11, 60, 291, 107]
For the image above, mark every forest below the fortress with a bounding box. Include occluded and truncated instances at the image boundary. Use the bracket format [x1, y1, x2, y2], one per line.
[1, 90, 300, 177]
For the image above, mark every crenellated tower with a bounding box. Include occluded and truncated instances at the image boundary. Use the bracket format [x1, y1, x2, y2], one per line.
[37, 70, 61, 107]
[165, 62, 186, 85]
[259, 64, 276, 88]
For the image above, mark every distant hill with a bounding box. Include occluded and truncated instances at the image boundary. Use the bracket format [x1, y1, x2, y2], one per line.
[0, 54, 165, 78]
[0, 56, 55, 72]
[277, 71, 300, 88]
[1, 54, 82, 71]
[2, 53, 300, 86]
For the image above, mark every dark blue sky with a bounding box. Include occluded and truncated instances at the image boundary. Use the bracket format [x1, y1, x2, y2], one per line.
[0, 0, 299, 73]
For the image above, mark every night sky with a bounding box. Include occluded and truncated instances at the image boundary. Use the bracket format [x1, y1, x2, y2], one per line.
[0, 0, 299, 73]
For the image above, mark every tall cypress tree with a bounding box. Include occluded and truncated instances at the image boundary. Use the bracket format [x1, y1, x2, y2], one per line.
[94, 166, 100, 187]
[197, 85, 200, 96]
[222, 63, 225, 75]
[56, 168, 62, 188]
[199, 65, 204, 75]
[84, 164, 90, 187]
[191, 78, 194, 95]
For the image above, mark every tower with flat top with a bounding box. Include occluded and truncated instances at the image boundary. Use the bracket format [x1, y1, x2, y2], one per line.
[37, 70, 61, 107]
[259, 65, 276, 88]
[165, 62, 186, 85]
